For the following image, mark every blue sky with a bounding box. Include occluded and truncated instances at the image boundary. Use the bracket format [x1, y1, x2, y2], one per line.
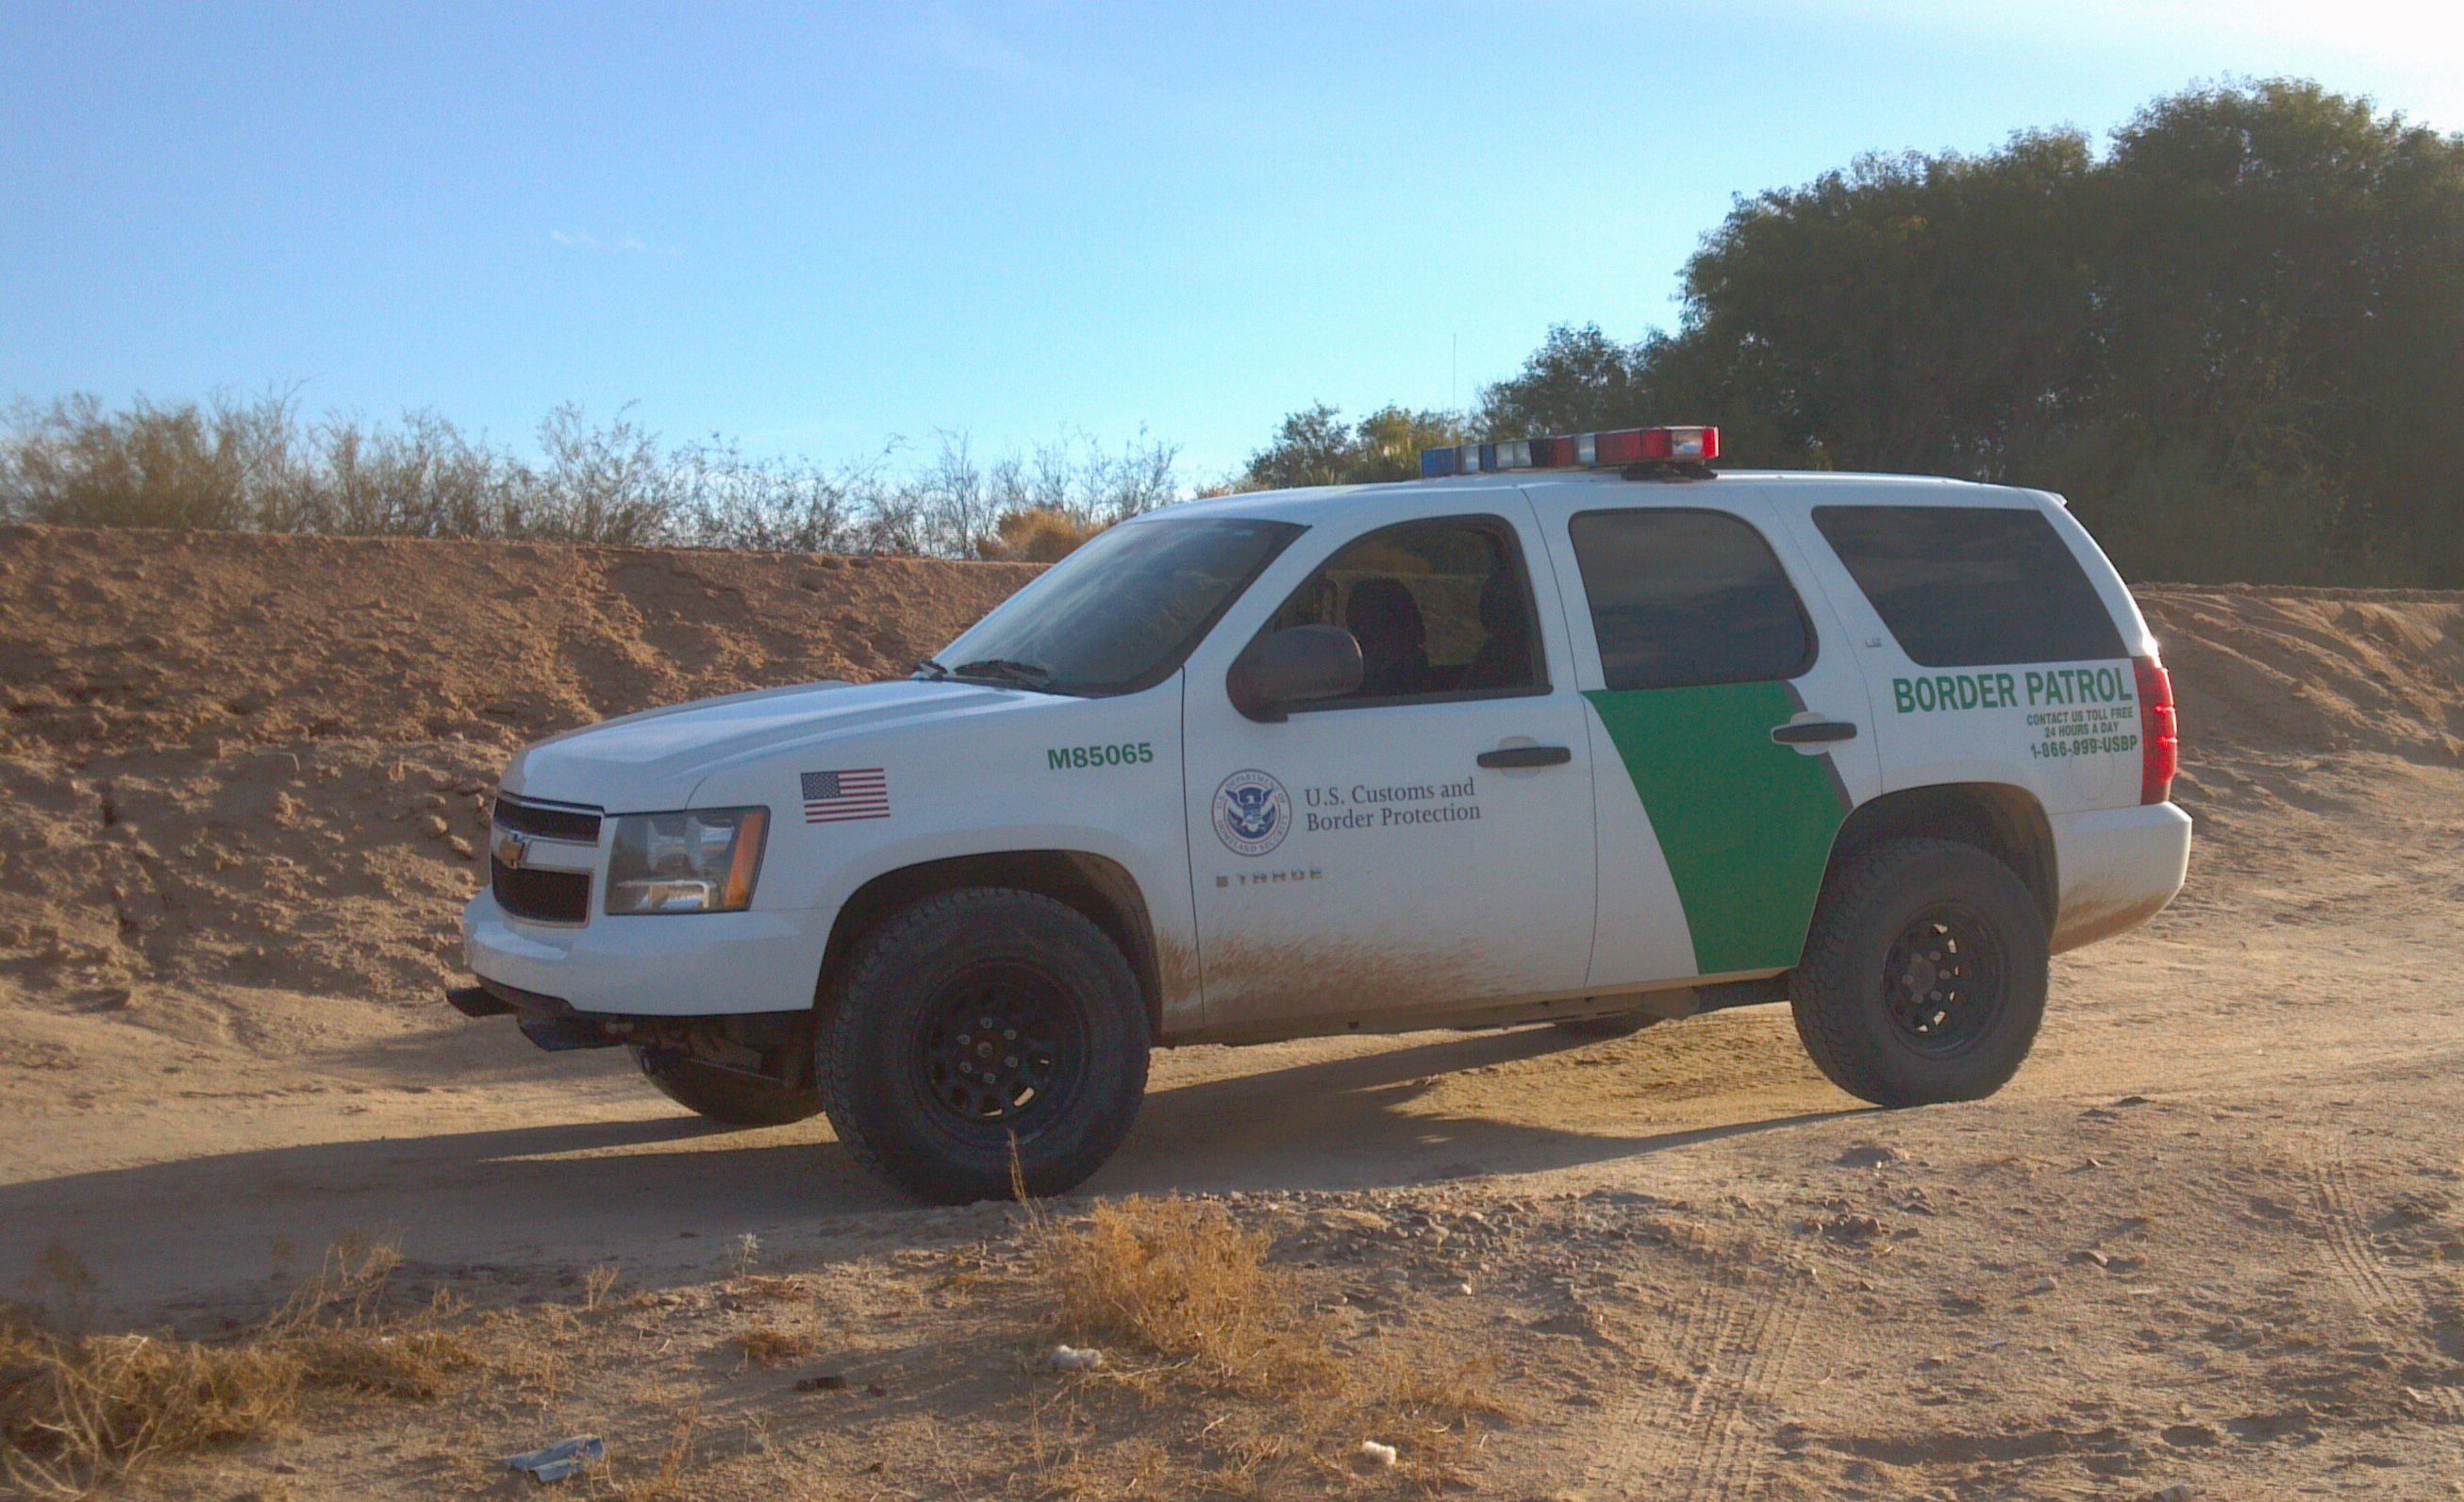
[6, 2, 2460, 482]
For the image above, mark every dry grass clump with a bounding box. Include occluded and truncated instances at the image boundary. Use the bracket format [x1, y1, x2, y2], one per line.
[0, 1239, 478, 1494]
[0, 1320, 299, 1491]
[986, 507, 1106, 562]
[729, 1326, 812, 1369]
[737, 1275, 809, 1305]
[1021, 1196, 1516, 1494]
[1032, 1196, 1337, 1395]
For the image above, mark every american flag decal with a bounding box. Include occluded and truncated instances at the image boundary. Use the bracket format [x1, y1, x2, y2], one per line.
[801, 768, 890, 824]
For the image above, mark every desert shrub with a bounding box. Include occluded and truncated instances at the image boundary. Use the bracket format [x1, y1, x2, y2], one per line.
[985, 506, 1106, 561]
[0, 392, 1183, 559]
[0, 1239, 477, 1493]
[729, 1325, 810, 1369]
[1030, 1196, 1337, 1394]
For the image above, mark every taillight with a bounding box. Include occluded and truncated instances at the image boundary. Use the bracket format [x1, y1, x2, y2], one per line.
[2136, 655, 2178, 805]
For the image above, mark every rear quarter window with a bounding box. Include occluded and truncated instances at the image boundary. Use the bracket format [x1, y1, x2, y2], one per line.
[1811, 504, 2126, 667]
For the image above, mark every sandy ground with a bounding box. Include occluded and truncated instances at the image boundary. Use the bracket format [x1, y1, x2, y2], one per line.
[7, 526, 2464, 1497]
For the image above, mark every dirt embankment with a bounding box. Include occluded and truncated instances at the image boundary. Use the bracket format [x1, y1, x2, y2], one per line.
[2141, 586, 2464, 764]
[0, 526, 1034, 1060]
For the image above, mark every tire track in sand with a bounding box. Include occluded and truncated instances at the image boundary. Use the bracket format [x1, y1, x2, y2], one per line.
[2306, 1148, 2464, 1424]
[1576, 1272, 1810, 1497]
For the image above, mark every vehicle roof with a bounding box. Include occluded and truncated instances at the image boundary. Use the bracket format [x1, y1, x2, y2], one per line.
[1157, 468, 2059, 526]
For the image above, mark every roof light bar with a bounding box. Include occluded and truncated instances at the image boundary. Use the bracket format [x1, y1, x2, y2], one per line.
[1418, 426, 1718, 479]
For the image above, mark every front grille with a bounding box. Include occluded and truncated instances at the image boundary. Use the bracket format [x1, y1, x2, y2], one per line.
[492, 856, 591, 924]
[491, 793, 603, 844]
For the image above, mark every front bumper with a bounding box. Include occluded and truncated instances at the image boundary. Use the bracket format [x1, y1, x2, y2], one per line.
[460, 890, 834, 1017]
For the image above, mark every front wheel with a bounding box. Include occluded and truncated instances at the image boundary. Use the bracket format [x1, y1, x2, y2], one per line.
[1790, 839, 2048, 1107]
[821, 888, 1150, 1204]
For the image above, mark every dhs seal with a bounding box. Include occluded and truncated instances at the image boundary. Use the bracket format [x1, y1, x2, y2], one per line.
[1211, 770, 1290, 858]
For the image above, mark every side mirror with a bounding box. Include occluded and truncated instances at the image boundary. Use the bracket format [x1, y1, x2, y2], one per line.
[1229, 625, 1364, 721]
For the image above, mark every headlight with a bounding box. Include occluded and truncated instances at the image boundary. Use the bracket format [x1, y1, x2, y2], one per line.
[605, 807, 769, 915]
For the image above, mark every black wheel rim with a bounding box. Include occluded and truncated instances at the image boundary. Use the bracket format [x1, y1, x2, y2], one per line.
[910, 962, 1090, 1142]
[1882, 901, 2006, 1057]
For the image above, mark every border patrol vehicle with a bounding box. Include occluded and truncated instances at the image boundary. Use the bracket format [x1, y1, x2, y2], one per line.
[451, 426, 2191, 1204]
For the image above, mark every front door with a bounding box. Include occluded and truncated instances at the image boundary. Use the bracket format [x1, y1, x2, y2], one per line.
[1179, 503, 1598, 1036]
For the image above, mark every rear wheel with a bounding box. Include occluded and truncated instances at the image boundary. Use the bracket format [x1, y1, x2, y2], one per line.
[630, 1045, 822, 1127]
[1790, 838, 2047, 1107]
[822, 888, 1149, 1204]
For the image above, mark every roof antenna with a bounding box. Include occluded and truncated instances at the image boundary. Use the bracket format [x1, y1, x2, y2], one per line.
[1449, 333, 1458, 416]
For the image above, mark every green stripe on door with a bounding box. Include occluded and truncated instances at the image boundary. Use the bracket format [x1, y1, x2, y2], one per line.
[1585, 683, 1848, 976]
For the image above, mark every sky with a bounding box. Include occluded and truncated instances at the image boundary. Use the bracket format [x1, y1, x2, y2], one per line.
[6, 1, 2463, 483]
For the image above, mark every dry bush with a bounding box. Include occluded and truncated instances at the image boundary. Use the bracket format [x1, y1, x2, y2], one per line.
[730, 1326, 811, 1369]
[1030, 1196, 1337, 1396]
[737, 1275, 809, 1304]
[259, 1240, 479, 1401]
[1, 392, 1183, 559]
[0, 1239, 479, 1494]
[986, 507, 1105, 562]
[1020, 1197, 1519, 1494]
[581, 1263, 623, 1312]
[1, 1322, 302, 1492]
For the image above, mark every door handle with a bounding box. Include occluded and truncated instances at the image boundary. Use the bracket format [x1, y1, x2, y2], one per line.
[1477, 744, 1573, 769]
[1771, 721, 1857, 745]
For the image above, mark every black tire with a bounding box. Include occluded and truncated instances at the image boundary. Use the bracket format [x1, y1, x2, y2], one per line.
[821, 888, 1150, 1204]
[1790, 838, 2048, 1108]
[1552, 1013, 1658, 1039]
[630, 1045, 823, 1127]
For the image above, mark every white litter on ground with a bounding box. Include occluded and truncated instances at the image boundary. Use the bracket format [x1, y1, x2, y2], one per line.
[500, 1435, 605, 1483]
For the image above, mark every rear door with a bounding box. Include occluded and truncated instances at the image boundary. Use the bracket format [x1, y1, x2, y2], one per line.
[1523, 481, 1881, 986]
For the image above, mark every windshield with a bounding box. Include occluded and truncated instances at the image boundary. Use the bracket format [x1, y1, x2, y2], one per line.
[928, 514, 1305, 696]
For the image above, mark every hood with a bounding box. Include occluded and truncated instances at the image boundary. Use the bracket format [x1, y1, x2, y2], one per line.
[502, 678, 1033, 810]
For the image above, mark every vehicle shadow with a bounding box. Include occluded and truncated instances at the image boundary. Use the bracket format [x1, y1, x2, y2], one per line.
[1107, 1025, 1851, 1194]
[3, 1024, 1857, 1323]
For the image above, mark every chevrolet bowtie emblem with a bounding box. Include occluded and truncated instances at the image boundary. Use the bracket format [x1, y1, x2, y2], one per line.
[495, 832, 531, 870]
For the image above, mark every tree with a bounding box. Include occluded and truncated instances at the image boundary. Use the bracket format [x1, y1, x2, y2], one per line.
[1473, 325, 1654, 438]
[1363, 78, 2464, 585]
[1240, 404, 1460, 490]
[1665, 129, 2102, 480]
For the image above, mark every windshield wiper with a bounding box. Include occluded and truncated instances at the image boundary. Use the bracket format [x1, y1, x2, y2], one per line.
[914, 657, 953, 680]
[952, 658, 1055, 689]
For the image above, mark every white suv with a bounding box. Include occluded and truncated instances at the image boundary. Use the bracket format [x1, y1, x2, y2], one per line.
[452, 426, 2190, 1203]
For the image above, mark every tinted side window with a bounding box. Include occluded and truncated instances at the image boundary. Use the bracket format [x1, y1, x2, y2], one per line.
[1263, 516, 1545, 706]
[1811, 505, 2125, 668]
[1568, 509, 1816, 692]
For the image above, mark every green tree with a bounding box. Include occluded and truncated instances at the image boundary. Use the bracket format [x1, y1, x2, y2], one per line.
[1473, 324, 1654, 438]
[2078, 80, 2464, 579]
[1240, 404, 1460, 489]
[1437, 79, 2464, 585]
[1664, 129, 2102, 480]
